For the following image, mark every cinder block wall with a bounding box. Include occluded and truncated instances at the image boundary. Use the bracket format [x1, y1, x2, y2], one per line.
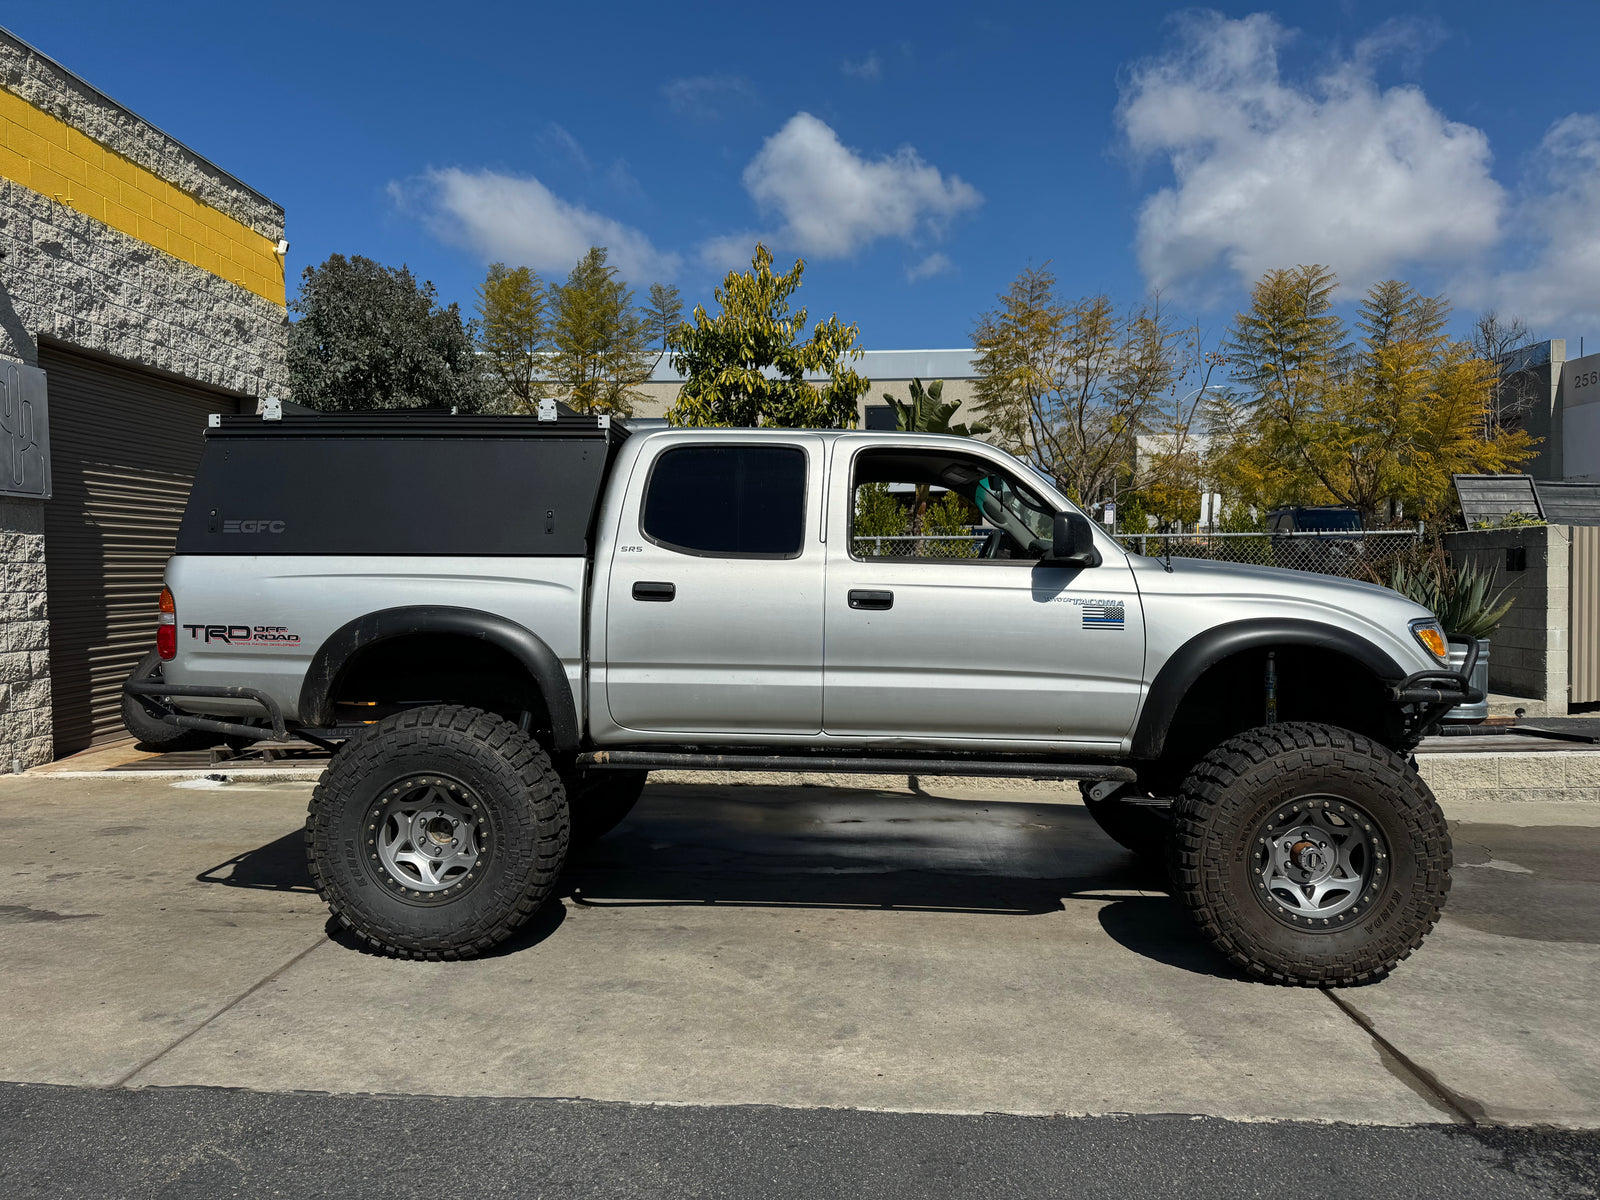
[0, 496, 48, 767]
[1444, 525, 1570, 713]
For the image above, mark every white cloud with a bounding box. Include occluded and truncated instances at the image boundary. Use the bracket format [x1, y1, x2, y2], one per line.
[1118, 11, 1503, 294]
[540, 122, 590, 173]
[391, 168, 680, 282]
[734, 112, 981, 260]
[841, 52, 882, 81]
[698, 230, 765, 274]
[661, 75, 755, 121]
[1471, 115, 1600, 329]
[906, 252, 954, 282]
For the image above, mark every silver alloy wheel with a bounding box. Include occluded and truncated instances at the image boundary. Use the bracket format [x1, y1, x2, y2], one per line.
[1251, 795, 1386, 929]
[368, 775, 488, 897]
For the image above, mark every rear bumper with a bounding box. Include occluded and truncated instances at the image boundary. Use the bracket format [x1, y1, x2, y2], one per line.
[122, 677, 287, 742]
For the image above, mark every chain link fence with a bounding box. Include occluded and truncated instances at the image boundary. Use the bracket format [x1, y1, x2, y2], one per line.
[1125, 527, 1431, 582]
[852, 527, 1432, 583]
[853, 535, 990, 559]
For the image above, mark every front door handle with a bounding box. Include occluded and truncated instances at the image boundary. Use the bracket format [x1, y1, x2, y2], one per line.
[848, 589, 893, 611]
[632, 581, 676, 602]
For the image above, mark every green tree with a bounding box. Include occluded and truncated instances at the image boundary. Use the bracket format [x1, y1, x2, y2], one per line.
[476, 262, 548, 413]
[853, 481, 907, 542]
[288, 254, 488, 411]
[1212, 266, 1537, 523]
[922, 489, 977, 558]
[667, 244, 868, 428]
[645, 282, 683, 368]
[550, 247, 654, 416]
[971, 263, 1184, 507]
[884, 378, 990, 437]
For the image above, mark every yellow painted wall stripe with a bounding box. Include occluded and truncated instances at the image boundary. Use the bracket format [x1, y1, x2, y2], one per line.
[0, 86, 285, 307]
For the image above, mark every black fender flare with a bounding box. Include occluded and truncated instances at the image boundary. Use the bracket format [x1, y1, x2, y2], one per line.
[1130, 618, 1405, 759]
[297, 606, 579, 753]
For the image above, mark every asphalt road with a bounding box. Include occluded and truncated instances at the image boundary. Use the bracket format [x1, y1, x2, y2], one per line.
[2, 773, 1598, 1195]
[2, 1083, 1598, 1200]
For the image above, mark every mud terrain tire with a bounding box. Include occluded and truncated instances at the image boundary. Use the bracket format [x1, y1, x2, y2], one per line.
[1171, 722, 1450, 987]
[306, 705, 568, 960]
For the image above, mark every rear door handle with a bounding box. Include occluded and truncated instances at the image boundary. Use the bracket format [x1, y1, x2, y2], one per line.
[632, 581, 676, 602]
[848, 589, 893, 611]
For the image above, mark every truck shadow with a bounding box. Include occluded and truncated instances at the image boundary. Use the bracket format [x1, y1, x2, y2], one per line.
[197, 831, 316, 893]
[193, 783, 1237, 978]
[560, 784, 1236, 979]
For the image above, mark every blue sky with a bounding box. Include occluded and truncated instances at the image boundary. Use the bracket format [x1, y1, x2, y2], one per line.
[10, 1, 1600, 351]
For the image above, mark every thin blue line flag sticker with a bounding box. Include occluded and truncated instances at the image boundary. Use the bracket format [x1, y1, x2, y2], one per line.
[1081, 602, 1125, 630]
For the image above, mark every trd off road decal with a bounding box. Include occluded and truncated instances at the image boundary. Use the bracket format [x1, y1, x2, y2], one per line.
[182, 624, 301, 646]
[1079, 602, 1125, 631]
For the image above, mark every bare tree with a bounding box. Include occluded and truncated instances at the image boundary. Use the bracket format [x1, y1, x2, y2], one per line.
[1471, 311, 1541, 436]
[970, 263, 1190, 507]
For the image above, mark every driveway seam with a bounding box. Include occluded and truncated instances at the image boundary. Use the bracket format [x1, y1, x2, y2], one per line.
[1321, 988, 1485, 1126]
[109, 935, 329, 1089]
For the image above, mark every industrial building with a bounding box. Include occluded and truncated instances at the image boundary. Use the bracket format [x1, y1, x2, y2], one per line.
[0, 27, 287, 767]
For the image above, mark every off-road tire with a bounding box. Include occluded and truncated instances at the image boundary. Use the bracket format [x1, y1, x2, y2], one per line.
[1171, 722, 1450, 987]
[1080, 784, 1170, 860]
[566, 769, 648, 847]
[306, 704, 569, 960]
[121, 650, 221, 752]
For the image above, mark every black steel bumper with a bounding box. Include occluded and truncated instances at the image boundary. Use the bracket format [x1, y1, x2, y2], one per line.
[122, 677, 288, 743]
[1389, 636, 1484, 740]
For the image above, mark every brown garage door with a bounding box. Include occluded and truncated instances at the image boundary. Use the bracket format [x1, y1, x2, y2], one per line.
[40, 344, 249, 756]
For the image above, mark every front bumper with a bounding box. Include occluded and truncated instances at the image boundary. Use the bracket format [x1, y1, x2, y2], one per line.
[1389, 635, 1484, 742]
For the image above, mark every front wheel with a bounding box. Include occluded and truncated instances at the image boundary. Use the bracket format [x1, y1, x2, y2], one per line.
[306, 705, 569, 960]
[1171, 722, 1450, 987]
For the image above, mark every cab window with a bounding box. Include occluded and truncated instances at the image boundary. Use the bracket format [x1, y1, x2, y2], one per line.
[642, 444, 808, 558]
[850, 449, 1057, 562]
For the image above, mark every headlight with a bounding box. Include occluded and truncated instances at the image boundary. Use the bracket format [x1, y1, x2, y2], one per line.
[1410, 618, 1448, 661]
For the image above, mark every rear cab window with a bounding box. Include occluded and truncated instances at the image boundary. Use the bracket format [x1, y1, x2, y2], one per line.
[641, 444, 808, 558]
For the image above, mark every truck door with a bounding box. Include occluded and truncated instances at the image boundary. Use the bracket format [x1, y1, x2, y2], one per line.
[822, 440, 1146, 751]
[604, 436, 826, 735]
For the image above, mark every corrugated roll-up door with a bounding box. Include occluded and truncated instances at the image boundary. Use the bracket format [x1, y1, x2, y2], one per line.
[1573, 525, 1600, 707]
[40, 344, 248, 756]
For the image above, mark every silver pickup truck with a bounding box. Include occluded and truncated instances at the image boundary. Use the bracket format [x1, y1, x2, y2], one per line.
[126, 410, 1478, 985]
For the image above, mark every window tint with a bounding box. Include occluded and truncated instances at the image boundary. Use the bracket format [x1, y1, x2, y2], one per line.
[642, 445, 807, 557]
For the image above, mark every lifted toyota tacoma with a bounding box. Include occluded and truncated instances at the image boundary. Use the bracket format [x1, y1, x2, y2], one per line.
[127, 410, 1478, 985]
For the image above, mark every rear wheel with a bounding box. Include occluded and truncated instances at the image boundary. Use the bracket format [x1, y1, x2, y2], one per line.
[565, 769, 647, 846]
[1171, 722, 1450, 987]
[306, 704, 569, 960]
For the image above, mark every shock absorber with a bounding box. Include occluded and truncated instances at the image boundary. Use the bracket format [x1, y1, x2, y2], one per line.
[1264, 651, 1278, 725]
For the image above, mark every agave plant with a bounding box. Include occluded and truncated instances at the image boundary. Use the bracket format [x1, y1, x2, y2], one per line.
[1387, 556, 1514, 640]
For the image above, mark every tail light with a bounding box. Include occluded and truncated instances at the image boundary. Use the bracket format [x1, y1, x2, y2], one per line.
[157, 586, 176, 660]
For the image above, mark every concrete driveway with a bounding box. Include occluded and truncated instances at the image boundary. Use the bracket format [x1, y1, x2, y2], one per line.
[1, 774, 1596, 1128]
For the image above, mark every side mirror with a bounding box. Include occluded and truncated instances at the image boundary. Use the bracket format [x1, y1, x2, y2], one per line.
[1046, 512, 1102, 568]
